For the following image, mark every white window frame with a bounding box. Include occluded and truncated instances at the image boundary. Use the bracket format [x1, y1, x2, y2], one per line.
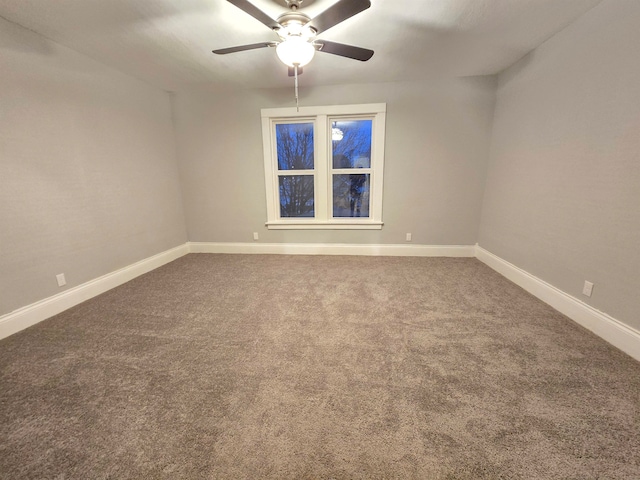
[261, 103, 386, 230]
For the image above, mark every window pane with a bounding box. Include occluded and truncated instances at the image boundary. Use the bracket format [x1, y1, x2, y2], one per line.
[276, 123, 314, 170]
[279, 175, 315, 217]
[333, 174, 370, 218]
[332, 119, 372, 169]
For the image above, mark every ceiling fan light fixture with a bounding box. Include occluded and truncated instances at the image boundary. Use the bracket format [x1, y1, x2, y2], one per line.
[276, 36, 315, 67]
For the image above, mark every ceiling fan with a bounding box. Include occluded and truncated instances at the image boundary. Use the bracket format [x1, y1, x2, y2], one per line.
[213, 0, 374, 76]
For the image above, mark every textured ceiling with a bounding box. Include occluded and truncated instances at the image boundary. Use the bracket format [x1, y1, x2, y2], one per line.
[0, 0, 602, 91]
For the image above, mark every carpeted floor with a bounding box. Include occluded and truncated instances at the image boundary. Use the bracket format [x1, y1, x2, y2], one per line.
[1, 254, 639, 479]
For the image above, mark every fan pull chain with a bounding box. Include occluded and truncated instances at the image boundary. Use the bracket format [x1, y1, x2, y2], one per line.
[294, 64, 300, 112]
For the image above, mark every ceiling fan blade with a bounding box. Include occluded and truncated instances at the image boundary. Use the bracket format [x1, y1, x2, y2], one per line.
[226, 0, 280, 30]
[308, 0, 371, 35]
[212, 42, 276, 54]
[315, 40, 374, 61]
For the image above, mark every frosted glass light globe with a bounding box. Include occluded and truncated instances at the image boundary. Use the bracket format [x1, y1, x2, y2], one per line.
[276, 36, 315, 67]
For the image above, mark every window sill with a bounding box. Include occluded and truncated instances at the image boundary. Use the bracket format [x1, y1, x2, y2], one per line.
[265, 221, 384, 230]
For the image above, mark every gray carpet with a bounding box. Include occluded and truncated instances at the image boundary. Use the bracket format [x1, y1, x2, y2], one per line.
[1, 254, 639, 479]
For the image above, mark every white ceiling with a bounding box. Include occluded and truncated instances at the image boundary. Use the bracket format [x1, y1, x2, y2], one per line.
[0, 0, 602, 91]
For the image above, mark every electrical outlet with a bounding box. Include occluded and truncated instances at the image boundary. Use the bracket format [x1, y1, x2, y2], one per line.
[406, 233, 412, 242]
[253, 232, 259, 241]
[56, 273, 66, 287]
[582, 281, 594, 297]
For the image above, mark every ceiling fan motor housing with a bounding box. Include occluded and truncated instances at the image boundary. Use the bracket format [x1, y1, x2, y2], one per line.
[276, 11, 315, 38]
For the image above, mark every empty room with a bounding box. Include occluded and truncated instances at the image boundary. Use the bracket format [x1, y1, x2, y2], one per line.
[1, 0, 639, 478]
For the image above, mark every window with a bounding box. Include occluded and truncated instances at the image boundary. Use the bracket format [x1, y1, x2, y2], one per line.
[261, 104, 386, 229]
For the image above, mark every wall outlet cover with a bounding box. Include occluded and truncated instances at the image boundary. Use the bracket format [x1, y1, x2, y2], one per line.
[582, 281, 594, 297]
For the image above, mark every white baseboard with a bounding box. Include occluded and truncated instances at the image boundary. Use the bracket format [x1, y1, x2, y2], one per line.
[0, 242, 473, 341]
[5, 241, 637, 363]
[189, 242, 476, 257]
[0, 244, 190, 340]
[475, 245, 640, 362]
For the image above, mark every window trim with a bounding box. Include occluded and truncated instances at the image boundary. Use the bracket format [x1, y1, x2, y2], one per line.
[261, 103, 386, 230]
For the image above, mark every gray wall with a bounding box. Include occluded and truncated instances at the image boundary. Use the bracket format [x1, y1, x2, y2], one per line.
[0, 17, 187, 316]
[478, 0, 640, 331]
[4, 0, 637, 339]
[173, 78, 496, 246]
